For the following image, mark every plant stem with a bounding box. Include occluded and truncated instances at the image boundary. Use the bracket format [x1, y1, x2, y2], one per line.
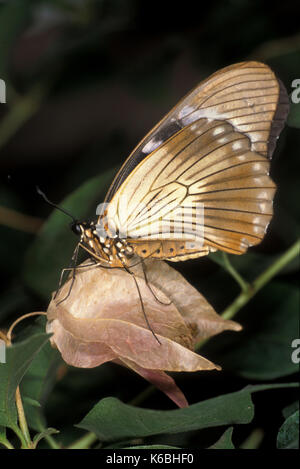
[10, 424, 27, 448]
[15, 387, 32, 448]
[43, 433, 61, 450]
[0, 437, 14, 449]
[129, 385, 155, 407]
[239, 428, 264, 449]
[67, 432, 99, 450]
[6, 314, 49, 449]
[222, 239, 300, 321]
[7, 311, 47, 343]
[222, 252, 249, 292]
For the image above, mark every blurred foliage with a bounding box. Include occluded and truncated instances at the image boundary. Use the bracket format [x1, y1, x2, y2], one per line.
[0, 0, 299, 450]
[277, 405, 299, 449]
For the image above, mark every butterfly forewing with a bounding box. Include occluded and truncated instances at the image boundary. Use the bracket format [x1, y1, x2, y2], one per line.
[98, 61, 288, 262]
[104, 61, 288, 204]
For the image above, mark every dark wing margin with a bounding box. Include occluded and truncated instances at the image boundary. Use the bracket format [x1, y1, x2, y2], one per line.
[267, 78, 289, 159]
[104, 61, 289, 202]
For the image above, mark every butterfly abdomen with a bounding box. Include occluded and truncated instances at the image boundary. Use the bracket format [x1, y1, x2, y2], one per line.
[130, 240, 210, 261]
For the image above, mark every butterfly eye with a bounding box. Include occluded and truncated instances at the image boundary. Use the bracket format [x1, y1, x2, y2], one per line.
[71, 222, 82, 236]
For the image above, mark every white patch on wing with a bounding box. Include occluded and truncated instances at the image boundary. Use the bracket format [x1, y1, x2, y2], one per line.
[178, 106, 228, 126]
[180, 110, 203, 125]
[232, 140, 243, 151]
[178, 104, 195, 119]
[213, 126, 226, 136]
[142, 137, 163, 154]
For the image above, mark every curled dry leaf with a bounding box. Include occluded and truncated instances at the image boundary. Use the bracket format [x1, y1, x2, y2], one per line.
[47, 259, 241, 407]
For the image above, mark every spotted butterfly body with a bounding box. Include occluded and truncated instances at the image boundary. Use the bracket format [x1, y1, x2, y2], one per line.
[75, 61, 289, 269]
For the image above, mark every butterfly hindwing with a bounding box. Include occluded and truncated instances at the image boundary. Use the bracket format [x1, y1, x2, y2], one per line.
[103, 118, 276, 257]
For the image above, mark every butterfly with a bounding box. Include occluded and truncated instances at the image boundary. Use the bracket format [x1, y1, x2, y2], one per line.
[69, 61, 289, 270]
[36, 61, 290, 341]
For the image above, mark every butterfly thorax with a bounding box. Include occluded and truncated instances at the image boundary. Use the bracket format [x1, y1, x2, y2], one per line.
[75, 221, 134, 267]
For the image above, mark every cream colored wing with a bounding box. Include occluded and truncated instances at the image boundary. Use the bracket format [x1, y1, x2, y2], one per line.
[104, 61, 289, 204]
[99, 61, 288, 260]
[102, 118, 276, 256]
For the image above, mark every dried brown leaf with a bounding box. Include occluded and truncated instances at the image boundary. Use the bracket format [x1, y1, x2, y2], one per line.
[46, 259, 241, 405]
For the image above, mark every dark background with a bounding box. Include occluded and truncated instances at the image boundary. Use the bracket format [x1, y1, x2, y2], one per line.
[0, 0, 299, 449]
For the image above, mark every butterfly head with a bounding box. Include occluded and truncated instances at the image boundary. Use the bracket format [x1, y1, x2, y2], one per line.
[70, 220, 91, 237]
[70, 221, 100, 249]
[70, 221, 83, 236]
[70, 220, 112, 263]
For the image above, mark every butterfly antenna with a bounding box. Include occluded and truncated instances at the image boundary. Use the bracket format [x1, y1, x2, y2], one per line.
[36, 186, 76, 222]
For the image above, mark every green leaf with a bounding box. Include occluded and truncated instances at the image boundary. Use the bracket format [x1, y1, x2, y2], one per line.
[0, 427, 14, 449]
[22, 344, 61, 432]
[22, 396, 41, 408]
[20, 318, 61, 432]
[0, 425, 7, 446]
[23, 169, 114, 299]
[207, 281, 299, 380]
[277, 410, 299, 449]
[208, 427, 234, 449]
[0, 333, 50, 431]
[282, 400, 299, 420]
[32, 427, 60, 449]
[76, 383, 298, 443]
[287, 102, 300, 129]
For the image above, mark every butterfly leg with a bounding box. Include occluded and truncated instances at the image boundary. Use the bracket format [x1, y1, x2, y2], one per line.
[54, 244, 97, 304]
[121, 261, 161, 345]
[54, 243, 79, 300]
[141, 258, 172, 306]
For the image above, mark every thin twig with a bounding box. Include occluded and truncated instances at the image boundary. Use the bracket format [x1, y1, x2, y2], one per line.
[221, 239, 300, 321]
[6, 311, 48, 449]
[15, 387, 32, 448]
[0, 438, 15, 449]
[221, 252, 249, 292]
[7, 312, 47, 343]
[67, 432, 99, 450]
